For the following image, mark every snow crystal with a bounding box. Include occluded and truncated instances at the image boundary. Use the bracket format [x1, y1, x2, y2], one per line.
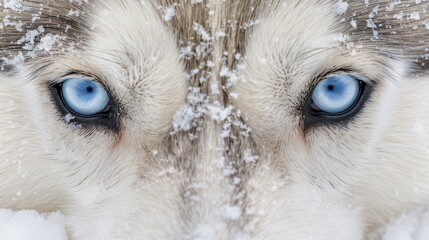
[223, 166, 237, 176]
[179, 45, 194, 60]
[1, 52, 24, 70]
[67, 9, 80, 17]
[172, 88, 207, 134]
[394, 11, 404, 20]
[9, 23, 66, 64]
[191, 0, 203, 4]
[241, 19, 260, 29]
[243, 149, 259, 163]
[332, 0, 348, 15]
[64, 114, 82, 129]
[332, 33, 350, 44]
[38, 33, 57, 52]
[191, 68, 200, 76]
[222, 205, 241, 220]
[31, 15, 40, 23]
[366, 18, 377, 29]
[0, 209, 67, 240]
[350, 19, 357, 29]
[215, 30, 226, 38]
[210, 83, 220, 95]
[64, 113, 75, 123]
[386, 0, 404, 11]
[207, 103, 234, 123]
[206, 60, 215, 68]
[16, 27, 44, 50]
[409, 12, 421, 21]
[163, 6, 176, 22]
[371, 5, 379, 15]
[229, 92, 239, 99]
[193, 23, 211, 41]
[3, 0, 23, 11]
[12, 22, 23, 32]
[219, 66, 239, 88]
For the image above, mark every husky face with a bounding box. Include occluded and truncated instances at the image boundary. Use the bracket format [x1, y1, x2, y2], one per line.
[1, 0, 429, 239]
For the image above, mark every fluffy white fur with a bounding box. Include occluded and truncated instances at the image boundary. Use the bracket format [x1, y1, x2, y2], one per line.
[0, 0, 428, 239]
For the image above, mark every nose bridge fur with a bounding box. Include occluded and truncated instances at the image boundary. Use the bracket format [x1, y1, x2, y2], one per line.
[155, 0, 263, 237]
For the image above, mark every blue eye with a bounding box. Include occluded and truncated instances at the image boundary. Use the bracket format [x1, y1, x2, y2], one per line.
[311, 75, 360, 114]
[61, 78, 110, 116]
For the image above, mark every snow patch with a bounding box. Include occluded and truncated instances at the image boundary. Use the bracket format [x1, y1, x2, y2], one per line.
[332, 0, 348, 15]
[207, 102, 234, 123]
[219, 66, 239, 88]
[16, 26, 45, 50]
[163, 6, 176, 22]
[243, 149, 259, 163]
[0, 209, 67, 240]
[193, 23, 211, 41]
[409, 12, 421, 21]
[2, 52, 25, 70]
[191, 0, 203, 4]
[368, 207, 429, 240]
[215, 30, 226, 38]
[332, 33, 350, 44]
[222, 205, 241, 220]
[3, 0, 24, 11]
[38, 33, 58, 52]
[172, 88, 207, 134]
[66, 9, 80, 17]
[350, 19, 357, 29]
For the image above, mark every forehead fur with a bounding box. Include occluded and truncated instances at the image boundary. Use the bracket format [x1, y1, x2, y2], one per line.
[3, 0, 428, 73]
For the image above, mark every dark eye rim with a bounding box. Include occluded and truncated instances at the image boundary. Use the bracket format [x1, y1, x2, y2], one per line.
[303, 78, 372, 130]
[49, 80, 119, 132]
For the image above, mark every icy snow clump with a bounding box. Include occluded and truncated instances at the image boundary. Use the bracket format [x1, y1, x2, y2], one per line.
[0, 209, 67, 240]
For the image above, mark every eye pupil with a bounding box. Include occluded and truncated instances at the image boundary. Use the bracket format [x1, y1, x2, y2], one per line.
[327, 85, 334, 91]
[86, 86, 94, 93]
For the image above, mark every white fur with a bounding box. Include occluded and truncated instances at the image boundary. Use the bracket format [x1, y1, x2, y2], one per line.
[1, 0, 428, 239]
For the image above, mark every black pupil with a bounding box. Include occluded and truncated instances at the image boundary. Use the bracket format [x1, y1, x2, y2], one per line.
[86, 86, 94, 93]
[327, 85, 334, 91]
